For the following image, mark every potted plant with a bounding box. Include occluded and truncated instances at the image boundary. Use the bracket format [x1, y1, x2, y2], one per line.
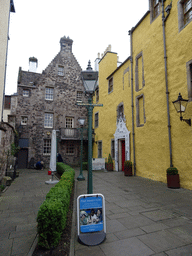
[124, 160, 132, 176]
[167, 167, 180, 189]
[106, 154, 113, 171]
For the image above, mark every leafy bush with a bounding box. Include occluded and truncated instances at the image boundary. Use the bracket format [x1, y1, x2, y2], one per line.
[167, 167, 178, 175]
[107, 154, 113, 164]
[124, 160, 132, 167]
[37, 164, 75, 249]
[56, 162, 66, 176]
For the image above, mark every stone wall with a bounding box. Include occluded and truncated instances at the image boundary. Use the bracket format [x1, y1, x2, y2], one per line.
[15, 36, 88, 168]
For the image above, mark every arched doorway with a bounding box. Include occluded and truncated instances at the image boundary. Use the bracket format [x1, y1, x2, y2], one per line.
[114, 116, 130, 172]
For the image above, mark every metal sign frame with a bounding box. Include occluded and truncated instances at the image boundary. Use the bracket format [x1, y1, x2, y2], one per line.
[77, 193, 106, 246]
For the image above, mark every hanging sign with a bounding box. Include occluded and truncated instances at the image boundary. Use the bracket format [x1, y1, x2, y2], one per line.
[77, 193, 106, 246]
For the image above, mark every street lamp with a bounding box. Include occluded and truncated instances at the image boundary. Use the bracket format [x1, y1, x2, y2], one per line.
[77, 118, 85, 181]
[172, 93, 191, 126]
[81, 61, 98, 194]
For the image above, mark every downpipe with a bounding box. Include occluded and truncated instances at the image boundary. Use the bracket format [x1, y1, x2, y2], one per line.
[161, 0, 173, 167]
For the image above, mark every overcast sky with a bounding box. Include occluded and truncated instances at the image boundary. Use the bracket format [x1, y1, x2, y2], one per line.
[5, 0, 149, 95]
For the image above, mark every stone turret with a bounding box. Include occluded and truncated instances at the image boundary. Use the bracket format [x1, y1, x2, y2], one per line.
[60, 36, 73, 53]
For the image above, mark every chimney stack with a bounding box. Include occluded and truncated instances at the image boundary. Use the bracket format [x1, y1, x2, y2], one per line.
[29, 57, 38, 72]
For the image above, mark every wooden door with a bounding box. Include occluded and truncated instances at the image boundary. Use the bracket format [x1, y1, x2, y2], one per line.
[18, 149, 28, 169]
[121, 140, 125, 172]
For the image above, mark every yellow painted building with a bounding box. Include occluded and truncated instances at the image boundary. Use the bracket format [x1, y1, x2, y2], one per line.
[0, 0, 15, 121]
[93, 0, 192, 189]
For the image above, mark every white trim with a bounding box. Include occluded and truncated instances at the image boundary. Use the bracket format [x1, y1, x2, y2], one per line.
[114, 115, 130, 171]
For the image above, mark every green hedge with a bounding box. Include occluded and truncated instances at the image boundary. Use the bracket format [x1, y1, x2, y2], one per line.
[56, 162, 66, 176]
[37, 164, 75, 249]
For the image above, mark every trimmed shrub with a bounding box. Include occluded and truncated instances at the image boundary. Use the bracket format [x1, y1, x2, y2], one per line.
[56, 162, 66, 176]
[37, 164, 75, 249]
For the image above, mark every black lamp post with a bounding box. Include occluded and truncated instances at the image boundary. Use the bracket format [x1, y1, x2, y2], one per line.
[77, 118, 85, 181]
[81, 61, 98, 194]
[172, 93, 191, 126]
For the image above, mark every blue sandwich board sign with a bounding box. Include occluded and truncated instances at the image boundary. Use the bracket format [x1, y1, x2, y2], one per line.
[77, 193, 106, 246]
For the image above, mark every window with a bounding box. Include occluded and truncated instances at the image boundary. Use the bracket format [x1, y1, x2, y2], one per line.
[117, 103, 124, 120]
[44, 139, 51, 154]
[111, 139, 115, 159]
[95, 87, 99, 103]
[76, 91, 83, 102]
[178, 0, 192, 31]
[66, 117, 74, 128]
[186, 60, 192, 100]
[184, 0, 192, 24]
[23, 90, 29, 97]
[150, 0, 160, 22]
[98, 141, 102, 158]
[58, 65, 64, 76]
[45, 87, 53, 100]
[135, 52, 145, 91]
[108, 77, 113, 93]
[136, 94, 146, 127]
[95, 112, 99, 128]
[66, 141, 74, 155]
[44, 113, 53, 128]
[21, 116, 28, 125]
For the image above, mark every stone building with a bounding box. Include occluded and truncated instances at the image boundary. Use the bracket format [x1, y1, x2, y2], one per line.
[15, 36, 88, 168]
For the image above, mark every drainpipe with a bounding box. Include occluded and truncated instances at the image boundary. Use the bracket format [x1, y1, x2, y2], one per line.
[161, 0, 173, 167]
[128, 29, 136, 176]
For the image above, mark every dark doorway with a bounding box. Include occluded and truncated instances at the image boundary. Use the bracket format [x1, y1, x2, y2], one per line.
[18, 148, 28, 169]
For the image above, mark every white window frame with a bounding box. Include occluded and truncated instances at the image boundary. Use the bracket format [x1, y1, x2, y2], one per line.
[23, 90, 29, 97]
[58, 65, 64, 76]
[43, 139, 51, 155]
[21, 116, 28, 125]
[45, 87, 53, 100]
[44, 113, 53, 128]
[76, 91, 83, 102]
[65, 117, 74, 128]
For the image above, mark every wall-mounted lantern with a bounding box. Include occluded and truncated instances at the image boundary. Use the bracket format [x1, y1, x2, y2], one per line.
[172, 93, 191, 126]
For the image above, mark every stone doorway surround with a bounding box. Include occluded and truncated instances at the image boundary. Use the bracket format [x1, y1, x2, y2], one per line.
[114, 115, 130, 171]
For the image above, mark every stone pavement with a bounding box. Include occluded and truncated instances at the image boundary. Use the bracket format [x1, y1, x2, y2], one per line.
[0, 169, 55, 256]
[1, 168, 192, 256]
[72, 170, 192, 256]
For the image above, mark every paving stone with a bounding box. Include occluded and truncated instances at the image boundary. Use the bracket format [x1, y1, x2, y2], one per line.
[0, 238, 13, 256]
[140, 223, 169, 233]
[75, 246, 105, 256]
[138, 230, 187, 253]
[99, 237, 154, 256]
[165, 244, 192, 255]
[115, 228, 146, 239]
[107, 212, 132, 220]
[106, 219, 127, 233]
[11, 234, 36, 255]
[141, 210, 175, 221]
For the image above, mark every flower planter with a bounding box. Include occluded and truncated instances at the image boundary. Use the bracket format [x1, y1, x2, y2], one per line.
[124, 166, 132, 176]
[167, 174, 180, 189]
[106, 163, 113, 171]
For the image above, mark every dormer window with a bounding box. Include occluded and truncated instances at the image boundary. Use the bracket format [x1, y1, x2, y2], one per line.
[58, 65, 64, 76]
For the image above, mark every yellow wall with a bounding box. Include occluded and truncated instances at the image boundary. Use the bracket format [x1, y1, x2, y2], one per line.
[0, 0, 10, 120]
[93, 0, 192, 190]
[93, 52, 132, 165]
